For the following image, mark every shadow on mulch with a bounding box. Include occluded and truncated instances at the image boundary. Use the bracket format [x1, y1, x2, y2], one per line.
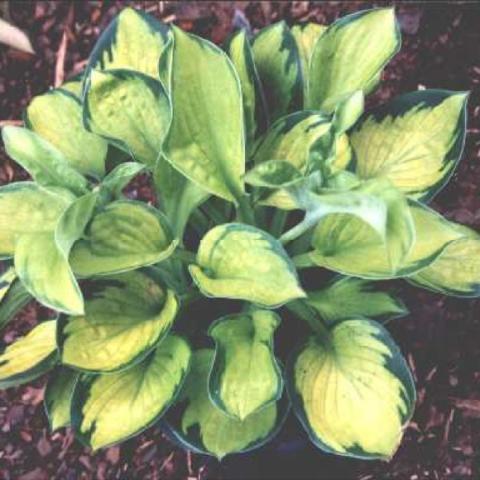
[0, 2, 479, 479]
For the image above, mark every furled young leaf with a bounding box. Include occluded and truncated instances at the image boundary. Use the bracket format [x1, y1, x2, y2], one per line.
[58, 270, 178, 372]
[307, 277, 407, 324]
[2, 126, 89, 196]
[291, 23, 326, 98]
[84, 69, 171, 167]
[71, 334, 191, 450]
[154, 156, 209, 238]
[410, 226, 480, 297]
[245, 160, 303, 188]
[84, 7, 169, 81]
[166, 349, 286, 459]
[307, 8, 400, 112]
[351, 90, 469, 202]
[163, 27, 245, 202]
[70, 201, 177, 277]
[288, 319, 415, 460]
[251, 22, 303, 122]
[26, 89, 108, 178]
[0, 182, 73, 258]
[15, 193, 97, 315]
[208, 310, 283, 420]
[333, 90, 364, 134]
[308, 199, 463, 279]
[0, 280, 32, 331]
[99, 162, 145, 199]
[190, 223, 305, 307]
[44, 366, 79, 430]
[226, 29, 268, 150]
[0, 320, 57, 389]
[252, 111, 331, 172]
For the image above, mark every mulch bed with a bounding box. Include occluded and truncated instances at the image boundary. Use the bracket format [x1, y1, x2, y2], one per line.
[0, 2, 479, 479]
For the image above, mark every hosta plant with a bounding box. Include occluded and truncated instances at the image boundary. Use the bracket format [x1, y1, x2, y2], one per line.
[0, 7, 473, 460]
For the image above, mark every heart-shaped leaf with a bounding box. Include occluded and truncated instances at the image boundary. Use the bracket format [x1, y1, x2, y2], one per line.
[351, 90, 468, 202]
[410, 225, 480, 297]
[84, 7, 169, 81]
[26, 89, 108, 178]
[307, 199, 463, 279]
[71, 334, 191, 450]
[70, 201, 177, 277]
[15, 193, 98, 315]
[190, 223, 305, 307]
[84, 69, 171, 167]
[251, 22, 303, 122]
[307, 8, 400, 112]
[288, 318, 415, 460]
[165, 349, 287, 459]
[58, 270, 178, 372]
[0, 182, 73, 258]
[208, 310, 283, 420]
[44, 366, 79, 430]
[2, 126, 89, 196]
[163, 26, 245, 202]
[306, 276, 407, 324]
[0, 320, 57, 389]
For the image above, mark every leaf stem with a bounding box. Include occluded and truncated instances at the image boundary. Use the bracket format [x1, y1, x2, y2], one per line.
[292, 253, 315, 269]
[236, 193, 256, 225]
[285, 300, 331, 340]
[201, 202, 228, 224]
[279, 215, 315, 245]
[270, 210, 288, 238]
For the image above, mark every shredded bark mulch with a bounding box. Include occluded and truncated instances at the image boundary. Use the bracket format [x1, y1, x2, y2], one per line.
[0, 2, 479, 479]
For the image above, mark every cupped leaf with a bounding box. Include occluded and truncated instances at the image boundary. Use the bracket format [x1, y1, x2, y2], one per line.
[71, 334, 191, 450]
[190, 223, 305, 307]
[307, 199, 463, 279]
[307, 277, 407, 324]
[288, 318, 415, 460]
[26, 89, 108, 178]
[44, 366, 79, 430]
[0, 320, 57, 389]
[208, 310, 283, 420]
[291, 23, 326, 99]
[154, 156, 209, 239]
[2, 126, 89, 196]
[252, 111, 331, 173]
[165, 349, 287, 459]
[58, 270, 178, 373]
[226, 29, 268, 150]
[410, 226, 480, 297]
[84, 7, 169, 81]
[70, 200, 177, 277]
[0, 182, 73, 258]
[15, 193, 97, 315]
[163, 26, 244, 202]
[351, 90, 468, 202]
[333, 90, 364, 135]
[307, 8, 400, 112]
[0, 280, 32, 331]
[251, 21, 303, 122]
[84, 69, 171, 167]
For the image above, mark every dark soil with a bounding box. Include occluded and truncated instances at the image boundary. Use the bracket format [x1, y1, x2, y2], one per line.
[1, 2, 479, 479]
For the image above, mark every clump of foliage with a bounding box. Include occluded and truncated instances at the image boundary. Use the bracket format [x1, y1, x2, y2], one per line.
[0, 7, 473, 460]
